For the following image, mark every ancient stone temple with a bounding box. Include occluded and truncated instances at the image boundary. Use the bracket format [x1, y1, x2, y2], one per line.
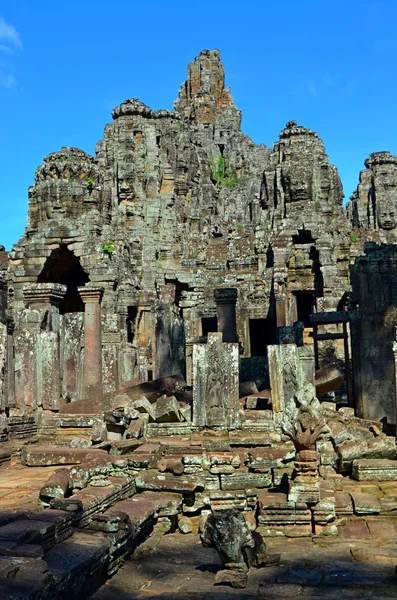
[1, 49, 359, 418]
[1, 48, 397, 599]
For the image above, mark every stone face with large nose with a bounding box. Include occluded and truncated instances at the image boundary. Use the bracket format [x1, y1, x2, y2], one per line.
[214, 288, 238, 343]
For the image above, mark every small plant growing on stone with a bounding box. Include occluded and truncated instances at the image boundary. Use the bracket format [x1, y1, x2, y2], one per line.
[210, 155, 237, 189]
[236, 222, 243, 230]
[350, 231, 358, 243]
[86, 178, 95, 193]
[102, 241, 115, 255]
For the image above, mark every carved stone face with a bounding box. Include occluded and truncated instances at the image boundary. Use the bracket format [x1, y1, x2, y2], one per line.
[283, 168, 312, 203]
[377, 206, 397, 230]
[375, 168, 397, 230]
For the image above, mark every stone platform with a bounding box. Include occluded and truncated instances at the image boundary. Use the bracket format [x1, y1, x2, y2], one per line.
[90, 530, 397, 599]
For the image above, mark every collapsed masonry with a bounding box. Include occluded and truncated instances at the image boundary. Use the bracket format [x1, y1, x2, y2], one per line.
[1, 50, 397, 595]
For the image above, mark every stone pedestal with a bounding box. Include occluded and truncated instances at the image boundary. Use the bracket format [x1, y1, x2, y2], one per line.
[214, 288, 238, 343]
[193, 332, 241, 429]
[78, 286, 104, 400]
[288, 450, 320, 504]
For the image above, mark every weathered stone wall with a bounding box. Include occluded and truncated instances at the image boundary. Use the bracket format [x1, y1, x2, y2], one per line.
[0, 275, 6, 410]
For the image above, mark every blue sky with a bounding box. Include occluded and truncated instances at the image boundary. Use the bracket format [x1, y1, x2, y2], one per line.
[1, 0, 396, 250]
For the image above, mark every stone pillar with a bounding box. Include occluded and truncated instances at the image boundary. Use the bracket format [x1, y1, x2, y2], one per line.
[22, 283, 67, 410]
[6, 317, 15, 408]
[273, 244, 290, 328]
[193, 332, 241, 429]
[78, 286, 104, 399]
[214, 288, 238, 343]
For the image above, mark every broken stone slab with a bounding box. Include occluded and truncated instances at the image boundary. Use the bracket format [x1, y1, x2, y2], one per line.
[39, 468, 70, 505]
[131, 396, 156, 421]
[214, 566, 248, 588]
[352, 459, 397, 481]
[59, 374, 186, 414]
[135, 470, 201, 493]
[154, 395, 183, 422]
[21, 446, 108, 466]
[338, 437, 397, 472]
[126, 416, 147, 439]
[108, 439, 143, 456]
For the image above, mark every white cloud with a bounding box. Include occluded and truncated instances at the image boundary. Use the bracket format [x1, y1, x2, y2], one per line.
[0, 17, 22, 88]
[0, 73, 15, 88]
[0, 17, 22, 51]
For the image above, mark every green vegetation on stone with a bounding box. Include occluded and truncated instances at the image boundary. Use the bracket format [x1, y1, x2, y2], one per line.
[210, 155, 237, 189]
[102, 241, 115, 255]
[86, 178, 95, 192]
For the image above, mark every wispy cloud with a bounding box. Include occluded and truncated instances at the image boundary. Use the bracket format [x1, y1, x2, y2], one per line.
[0, 73, 15, 88]
[301, 73, 356, 100]
[0, 16, 22, 88]
[0, 17, 22, 51]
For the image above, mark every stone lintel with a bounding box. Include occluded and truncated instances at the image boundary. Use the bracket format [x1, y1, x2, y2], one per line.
[23, 283, 67, 309]
[78, 286, 104, 304]
[214, 288, 238, 305]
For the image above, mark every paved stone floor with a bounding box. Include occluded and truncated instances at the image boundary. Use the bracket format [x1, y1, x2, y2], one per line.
[0, 463, 56, 512]
[90, 527, 397, 599]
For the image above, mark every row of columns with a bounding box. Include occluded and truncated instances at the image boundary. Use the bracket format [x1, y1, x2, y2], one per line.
[13, 284, 105, 409]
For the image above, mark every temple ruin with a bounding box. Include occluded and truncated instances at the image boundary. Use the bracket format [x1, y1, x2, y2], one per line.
[1, 50, 397, 597]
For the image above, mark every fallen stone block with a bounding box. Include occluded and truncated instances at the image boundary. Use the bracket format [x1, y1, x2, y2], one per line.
[21, 446, 107, 467]
[154, 395, 182, 422]
[135, 470, 201, 493]
[131, 396, 156, 421]
[352, 458, 397, 481]
[40, 468, 70, 505]
[158, 457, 184, 475]
[338, 436, 397, 472]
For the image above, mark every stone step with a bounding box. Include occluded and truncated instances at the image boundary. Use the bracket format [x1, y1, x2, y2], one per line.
[51, 476, 135, 527]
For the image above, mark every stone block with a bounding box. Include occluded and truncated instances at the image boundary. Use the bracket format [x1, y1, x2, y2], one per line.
[352, 458, 397, 481]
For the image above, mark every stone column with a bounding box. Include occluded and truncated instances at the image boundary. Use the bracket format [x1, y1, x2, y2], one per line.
[22, 283, 67, 410]
[78, 286, 104, 399]
[214, 288, 238, 343]
[6, 317, 15, 408]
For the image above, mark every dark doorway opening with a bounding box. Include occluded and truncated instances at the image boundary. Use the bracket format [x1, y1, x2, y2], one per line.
[249, 318, 275, 357]
[127, 307, 138, 344]
[295, 292, 315, 327]
[38, 245, 89, 314]
[202, 316, 218, 337]
[292, 229, 314, 245]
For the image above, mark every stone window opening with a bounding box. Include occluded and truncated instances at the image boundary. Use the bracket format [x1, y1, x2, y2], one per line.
[37, 245, 89, 314]
[249, 318, 275, 357]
